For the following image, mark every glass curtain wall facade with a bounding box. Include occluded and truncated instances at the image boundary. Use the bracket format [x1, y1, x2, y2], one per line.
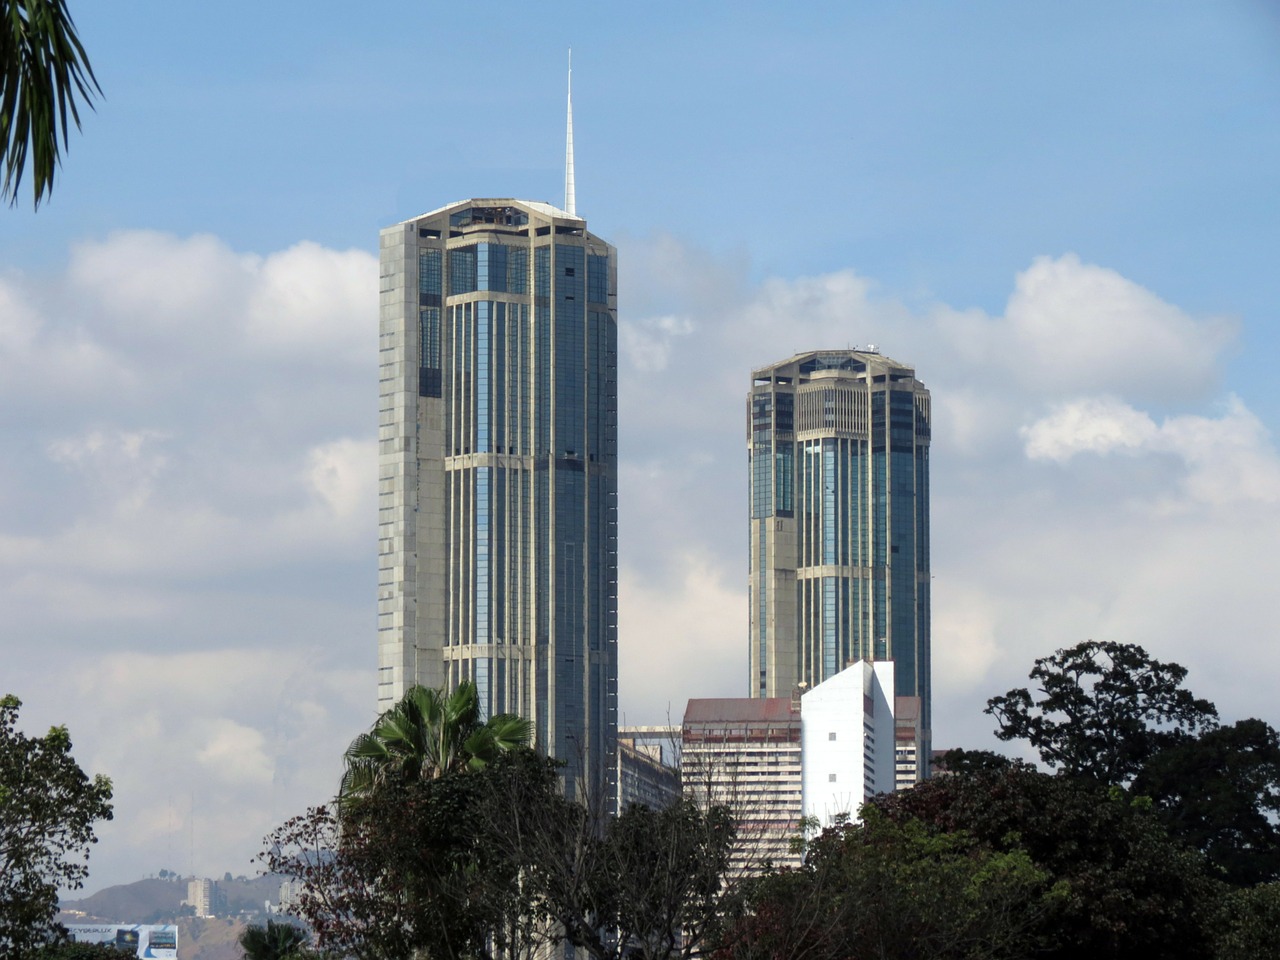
[379, 199, 618, 801]
[747, 350, 931, 776]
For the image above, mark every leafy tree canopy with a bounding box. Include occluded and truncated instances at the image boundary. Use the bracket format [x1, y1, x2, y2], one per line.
[871, 764, 1220, 960]
[713, 806, 1061, 960]
[985, 640, 1280, 885]
[0, 0, 100, 207]
[0, 694, 113, 957]
[985, 640, 1219, 785]
[265, 748, 564, 960]
[1134, 717, 1280, 885]
[25, 941, 133, 959]
[238, 918, 312, 960]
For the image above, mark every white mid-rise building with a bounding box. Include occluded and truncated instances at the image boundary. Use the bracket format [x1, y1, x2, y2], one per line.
[800, 660, 896, 830]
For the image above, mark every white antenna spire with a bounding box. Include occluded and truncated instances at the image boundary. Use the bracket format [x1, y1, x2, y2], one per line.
[564, 48, 576, 217]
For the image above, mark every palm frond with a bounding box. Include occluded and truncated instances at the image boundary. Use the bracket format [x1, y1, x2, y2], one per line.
[1, 0, 101, 208]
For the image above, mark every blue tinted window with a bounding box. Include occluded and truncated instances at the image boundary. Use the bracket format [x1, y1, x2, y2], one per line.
[508, 246, 528, 295]
[450, 247, 477, 294]
[418, 306, 441, 397]
[534, 246, 551, 298]
[588, 254, 608, 303]
[418, 248, 442, 302]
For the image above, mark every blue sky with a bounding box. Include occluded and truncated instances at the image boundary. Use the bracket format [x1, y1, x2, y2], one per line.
[2, 1, 1279, 891]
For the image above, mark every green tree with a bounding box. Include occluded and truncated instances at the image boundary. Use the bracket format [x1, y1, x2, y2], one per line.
[713, 807, 1060, 960]
[1133, 717, 1280, 885]
[873, 765, 1221, 960]
[264, 748, 563, 960]
[339, 681, 532, 800]
[1210, 882, 1280, 960]
[27, 942, 132, 959]
[985, 640, 1218, 785]
[1, 0, 100, 207]
[238, 919, 311, 960]
[0, 694, 113, 957]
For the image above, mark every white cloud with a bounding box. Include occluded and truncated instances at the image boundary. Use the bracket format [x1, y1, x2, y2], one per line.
[619, 551, 745, 724]
[309, 438, 378, 521]
[47, 428, 171, 512]
[245, 241, 378, 358]
[1021, 396, 1159, 461]
[618, 314, 693, 373]
[1001, 254, 1234, 401]
[1022, 394, 1280, 507]
[67, 231, 256, 336]
[197, 720, 274, 786]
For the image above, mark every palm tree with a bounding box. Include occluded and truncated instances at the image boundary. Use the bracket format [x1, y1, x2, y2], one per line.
[238, 919, 310, 960]
[340, 681, 532, 800]
[1, 0, 100, 207]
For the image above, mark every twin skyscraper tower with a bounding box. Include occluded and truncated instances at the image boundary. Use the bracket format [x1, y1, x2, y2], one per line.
[378, 199, 619, 800]
[377, 85, 931, 798]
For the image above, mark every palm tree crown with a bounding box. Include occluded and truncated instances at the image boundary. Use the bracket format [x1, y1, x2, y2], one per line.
[340, 681, 532, 801]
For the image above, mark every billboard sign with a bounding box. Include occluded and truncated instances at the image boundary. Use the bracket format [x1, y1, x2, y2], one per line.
[66, 924, 178, 959]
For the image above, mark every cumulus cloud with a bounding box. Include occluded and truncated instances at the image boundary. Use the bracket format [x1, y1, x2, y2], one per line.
[1001, 254, 1234, 400]
[1022, 395, 1280, 507]
[1022, 396, 1159, 461]
[1, 231, 377, 890]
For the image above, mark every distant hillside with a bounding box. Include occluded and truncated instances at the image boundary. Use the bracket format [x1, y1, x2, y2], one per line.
[176, 916, 249, 960]
[61, 874, 284, 924]
[62, 877, 186, 924]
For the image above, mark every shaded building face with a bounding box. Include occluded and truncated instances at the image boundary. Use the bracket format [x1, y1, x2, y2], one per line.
[748, 350, 930, 773]
[379, 200, 618, 800]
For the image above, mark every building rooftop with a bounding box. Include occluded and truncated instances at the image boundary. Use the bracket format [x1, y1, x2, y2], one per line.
[397, 197, 583, 226]
[750, 349, 918, 382]
[683, 697, 798, 725]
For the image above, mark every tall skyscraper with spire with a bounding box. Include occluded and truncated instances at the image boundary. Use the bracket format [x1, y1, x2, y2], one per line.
[377, 65, 618, 799]
[747, 349, 932, 777]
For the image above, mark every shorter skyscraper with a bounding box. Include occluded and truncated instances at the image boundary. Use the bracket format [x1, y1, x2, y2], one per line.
[748, 349, 932, 778]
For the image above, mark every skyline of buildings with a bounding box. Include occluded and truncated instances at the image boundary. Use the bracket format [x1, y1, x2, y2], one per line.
[372, 71, 932, 814]
[747, 350, 933, 775]
[377, 197, 619, 801]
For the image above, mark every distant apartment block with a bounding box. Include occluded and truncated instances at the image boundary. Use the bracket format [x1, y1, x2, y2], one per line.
[184, 878, 220, 918]
[276, 878, 306, 915]
[682, 696, 804, 874]
[616, 725, 680, 814]
[894, 695, 924, 790]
